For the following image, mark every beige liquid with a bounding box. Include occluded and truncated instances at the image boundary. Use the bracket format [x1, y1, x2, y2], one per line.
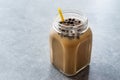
[50, 27, 92, 76]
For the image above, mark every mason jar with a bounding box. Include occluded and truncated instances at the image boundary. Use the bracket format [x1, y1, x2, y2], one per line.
[49, 10, 92, 76]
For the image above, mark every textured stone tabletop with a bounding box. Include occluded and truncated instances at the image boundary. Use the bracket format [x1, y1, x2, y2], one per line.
[0, 0, 120, 80]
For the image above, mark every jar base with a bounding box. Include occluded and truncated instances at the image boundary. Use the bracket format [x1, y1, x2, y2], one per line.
[52, 63, 90, 76]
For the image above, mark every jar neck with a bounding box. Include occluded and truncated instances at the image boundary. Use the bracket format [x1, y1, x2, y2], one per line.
[53, 10, 88, 38]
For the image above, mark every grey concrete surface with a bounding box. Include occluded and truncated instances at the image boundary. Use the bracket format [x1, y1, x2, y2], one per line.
[0, 0, 120, 80]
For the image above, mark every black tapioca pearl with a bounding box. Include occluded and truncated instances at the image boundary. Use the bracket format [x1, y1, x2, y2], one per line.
[63, 21, 66, 24]
[66, 30, 68, 33]
[77, 21, 81, 25]
[70, 31, 73, 33]
[64, 34, 68, 37]
[64, 22, 67, 25]
[59, 28, 61, 30]
[67, 22, 71, 25]
[69, 18, 72, 21]
[72, 18, 75, 21]
[76, 33, 80, 39]
[78, 21, 81, 23]
[66, 21, 69, 23]
[72, 24, 75, 26]
[65, 19, 69, 22]
[67, 21, 69, 23]
[63, 35, 66, 37]
[65, 19, 67, 21]
[74, 21, 78, 24]
[61, 29, 65, 32]
[59, 21, 63, 24]
[78, 29, 81, 31]
[72, 33, 75, 36]
[58, 33, 60, 35]
[76, 36, 80, 39]
[66, 22, 70, 25]
[70, 22, 73, 24]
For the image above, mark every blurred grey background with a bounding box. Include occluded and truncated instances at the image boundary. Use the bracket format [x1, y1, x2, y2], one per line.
[0, 0, 120, 80]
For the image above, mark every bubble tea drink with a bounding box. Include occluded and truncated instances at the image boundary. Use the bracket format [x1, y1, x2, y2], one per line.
[49, 9, 92, 76]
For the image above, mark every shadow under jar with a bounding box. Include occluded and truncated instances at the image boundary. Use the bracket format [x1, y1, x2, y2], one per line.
[49, 10, 92, 76]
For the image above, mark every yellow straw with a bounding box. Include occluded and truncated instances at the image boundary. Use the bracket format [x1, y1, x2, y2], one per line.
[58, 8, 64, 22]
